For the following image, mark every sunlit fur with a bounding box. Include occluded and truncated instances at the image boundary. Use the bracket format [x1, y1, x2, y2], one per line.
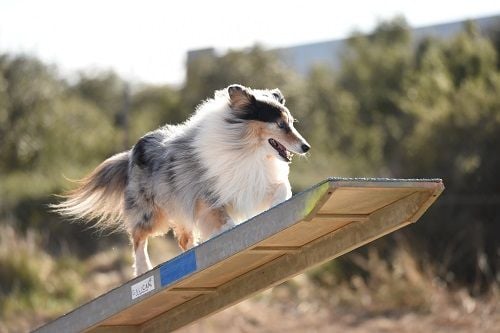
[52, 84, 310, 276]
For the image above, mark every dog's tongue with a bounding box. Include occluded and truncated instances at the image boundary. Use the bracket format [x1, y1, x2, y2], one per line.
[269, 138, 291, 162]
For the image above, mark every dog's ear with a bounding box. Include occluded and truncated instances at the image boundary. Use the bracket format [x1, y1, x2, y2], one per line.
[228, 84, 255, 109]
[271, 88, 286, 105]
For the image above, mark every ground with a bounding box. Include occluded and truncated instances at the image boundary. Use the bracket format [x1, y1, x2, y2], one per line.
[3, 237, 499, 333]
[180, 289, 499, 333]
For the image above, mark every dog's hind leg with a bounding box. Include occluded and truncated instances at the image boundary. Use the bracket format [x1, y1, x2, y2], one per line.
[128, 205, 170, 276]
[131, 226, 153, 276]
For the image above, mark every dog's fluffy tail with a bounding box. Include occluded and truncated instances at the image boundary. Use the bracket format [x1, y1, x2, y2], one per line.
[51, 151, 129, 231]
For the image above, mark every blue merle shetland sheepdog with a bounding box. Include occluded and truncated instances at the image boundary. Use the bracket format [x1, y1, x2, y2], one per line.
[53, 84, 310, 276]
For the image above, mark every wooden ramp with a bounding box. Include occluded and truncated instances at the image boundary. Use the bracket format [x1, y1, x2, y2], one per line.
[35, 178, 444, 333]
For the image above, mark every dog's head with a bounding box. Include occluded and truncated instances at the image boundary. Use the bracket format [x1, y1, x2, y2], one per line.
[225, 84, 310, 162]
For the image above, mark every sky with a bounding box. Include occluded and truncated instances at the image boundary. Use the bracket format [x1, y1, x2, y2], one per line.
[1, 0, 499, 85]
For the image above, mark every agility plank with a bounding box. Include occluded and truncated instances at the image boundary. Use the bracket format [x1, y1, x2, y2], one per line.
[34, 177, 444, 333]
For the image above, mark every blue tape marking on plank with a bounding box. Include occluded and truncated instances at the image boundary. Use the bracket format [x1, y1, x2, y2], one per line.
[160, 250, 197, 287]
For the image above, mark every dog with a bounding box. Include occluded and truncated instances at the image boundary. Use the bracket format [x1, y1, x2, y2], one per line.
[53, 84, 310, 276]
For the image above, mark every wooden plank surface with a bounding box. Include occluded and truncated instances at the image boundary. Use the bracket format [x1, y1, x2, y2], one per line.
[33, 178, 444, 333]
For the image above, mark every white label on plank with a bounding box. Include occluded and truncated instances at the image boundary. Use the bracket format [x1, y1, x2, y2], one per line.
[131, 275, 155, 300]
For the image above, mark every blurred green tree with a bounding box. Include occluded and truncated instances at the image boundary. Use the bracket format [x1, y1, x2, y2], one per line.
[339, 17, 414, 175]
[398, 27, 500, 289]
[0, 55, 62, 173]
[71, 71, 125, 120]
[129, 84, 182, 140]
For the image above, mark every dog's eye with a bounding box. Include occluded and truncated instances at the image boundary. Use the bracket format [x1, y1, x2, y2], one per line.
[277, 120, 286, 129]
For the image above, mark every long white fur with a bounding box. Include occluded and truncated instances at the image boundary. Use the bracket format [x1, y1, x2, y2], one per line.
[194, 97, 292, 222]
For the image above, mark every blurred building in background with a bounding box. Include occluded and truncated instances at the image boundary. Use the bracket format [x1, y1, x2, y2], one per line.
[187, 14, 500, 76]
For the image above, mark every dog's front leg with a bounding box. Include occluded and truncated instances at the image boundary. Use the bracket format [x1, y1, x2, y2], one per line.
[194, 200, 235, 245]
[270, 181, 292, 208]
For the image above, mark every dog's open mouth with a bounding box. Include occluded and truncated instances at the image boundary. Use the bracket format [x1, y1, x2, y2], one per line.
[268, 138, 292, 162]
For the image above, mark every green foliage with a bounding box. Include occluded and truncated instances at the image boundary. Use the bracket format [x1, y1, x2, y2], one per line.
[0, 55, 63, 173]
[130, 84, 182, 140]
[0, 57, 124, 206]
[72, 71, 126, 119]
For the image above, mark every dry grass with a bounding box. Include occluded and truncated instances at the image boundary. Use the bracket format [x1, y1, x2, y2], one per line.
[0, 225, 85, 333]
[1, 229, 498, 333]
[180, 288, 500, 333]
[0, 225, 134, 333]
[180, 246, 500, 333]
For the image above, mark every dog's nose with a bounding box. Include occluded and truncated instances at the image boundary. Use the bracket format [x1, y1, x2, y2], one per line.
[301, 143, 311, 153]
